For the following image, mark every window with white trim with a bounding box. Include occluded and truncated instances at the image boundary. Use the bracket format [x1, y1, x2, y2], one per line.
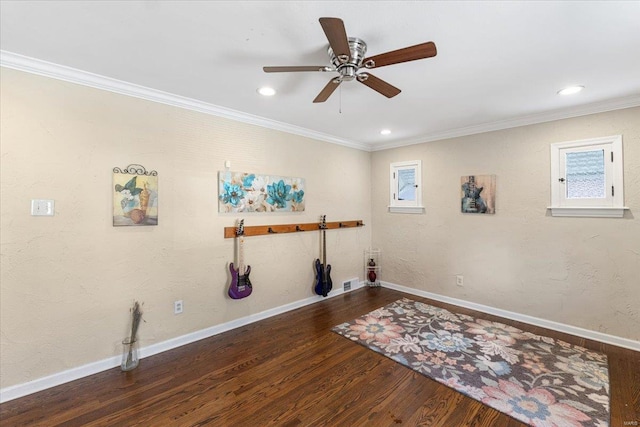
[389, 160, 424, 213]
[549, 135, 626, 217]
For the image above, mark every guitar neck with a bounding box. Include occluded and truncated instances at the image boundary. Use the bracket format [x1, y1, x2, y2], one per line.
[238, 235, 244, 272]
[322, 229, 327, 267]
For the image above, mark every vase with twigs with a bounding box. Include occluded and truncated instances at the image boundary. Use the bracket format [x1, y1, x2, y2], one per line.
[121, 301, 143, 371]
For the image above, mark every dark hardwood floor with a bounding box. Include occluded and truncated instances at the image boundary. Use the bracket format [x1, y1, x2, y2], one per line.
[1, 287, 638, 426]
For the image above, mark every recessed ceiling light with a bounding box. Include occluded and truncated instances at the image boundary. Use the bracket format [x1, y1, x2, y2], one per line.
[380, 129, 391, 135]
[257, 86, 276, 96]
[557, 85, 584, 95]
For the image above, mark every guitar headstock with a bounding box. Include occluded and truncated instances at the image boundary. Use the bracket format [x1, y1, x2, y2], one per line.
[236, 219, 245, 236]
[319, 215, 327, 230]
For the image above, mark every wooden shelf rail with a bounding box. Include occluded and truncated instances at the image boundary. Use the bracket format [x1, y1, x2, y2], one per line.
[224, 220, 364, 238]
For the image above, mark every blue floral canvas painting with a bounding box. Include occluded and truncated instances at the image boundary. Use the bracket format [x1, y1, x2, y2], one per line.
[218, 171, 305, 213]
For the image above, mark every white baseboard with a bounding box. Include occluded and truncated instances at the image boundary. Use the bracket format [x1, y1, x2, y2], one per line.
[0, 355, 122, 405]
[3, 280, 636, 403]
[381, 281, 640, 352]
[0, 281, 365, 403]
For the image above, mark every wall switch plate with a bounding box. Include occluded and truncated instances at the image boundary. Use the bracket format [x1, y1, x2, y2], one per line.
[31, 199, 55, 216]
[456, 275, 464, 287]
[174, 300, 183, 314]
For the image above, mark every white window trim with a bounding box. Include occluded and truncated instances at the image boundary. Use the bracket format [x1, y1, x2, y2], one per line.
[548, 135, 628, 218]
[389, 160, 424, 214]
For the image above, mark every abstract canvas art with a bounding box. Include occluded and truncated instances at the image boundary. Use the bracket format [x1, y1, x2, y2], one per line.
[461, 175, 496, 214]
[218, 171, 305, 213]
[113, 165, 158, 226]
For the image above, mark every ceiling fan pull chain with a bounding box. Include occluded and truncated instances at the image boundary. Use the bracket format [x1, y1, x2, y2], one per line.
[339, 85, 342, 114]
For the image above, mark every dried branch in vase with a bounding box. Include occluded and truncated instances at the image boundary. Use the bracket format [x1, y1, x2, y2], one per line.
[129, 301, 143, 342]
[122, 301, 144, 371]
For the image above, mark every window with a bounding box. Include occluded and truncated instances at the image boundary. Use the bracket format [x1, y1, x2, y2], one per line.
[389, 160, 424, 213]
[549, 135, 626, 217]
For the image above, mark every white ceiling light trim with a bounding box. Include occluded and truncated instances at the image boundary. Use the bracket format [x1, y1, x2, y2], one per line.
[257, 86, 276, 96]
[557, 85, 585, 95]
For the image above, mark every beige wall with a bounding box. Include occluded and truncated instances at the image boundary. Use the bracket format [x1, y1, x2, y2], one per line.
[2, 66, 638, 392]
[372, 107, 640, 342]
[0, 69, 372, 389]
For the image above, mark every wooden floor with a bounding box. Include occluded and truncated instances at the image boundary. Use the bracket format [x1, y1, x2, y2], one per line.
[1, 287, 638, 426]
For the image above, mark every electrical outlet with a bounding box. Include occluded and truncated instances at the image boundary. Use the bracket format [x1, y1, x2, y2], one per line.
[456, 275, 464, 287]
[174, 300, 183, 314]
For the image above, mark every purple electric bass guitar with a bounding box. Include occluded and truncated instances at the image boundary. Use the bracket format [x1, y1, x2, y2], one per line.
[228, 219, 253, 299]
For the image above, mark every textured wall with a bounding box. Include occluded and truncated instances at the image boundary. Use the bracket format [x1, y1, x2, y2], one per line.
[2, 66, 638, 392]
[371, 107, 640, 342]
[0, 69, 372, 389]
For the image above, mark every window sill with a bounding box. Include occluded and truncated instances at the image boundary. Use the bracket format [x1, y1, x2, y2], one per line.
[388, 206, 425, 214]
[548, 206, 629, 218]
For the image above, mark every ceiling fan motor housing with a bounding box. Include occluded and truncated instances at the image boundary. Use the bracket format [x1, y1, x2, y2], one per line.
[328, 37, 367, 81]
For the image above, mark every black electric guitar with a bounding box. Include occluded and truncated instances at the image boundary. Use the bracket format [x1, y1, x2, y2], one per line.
[228, 219, 253, 299]
[314, 215, 332, 297]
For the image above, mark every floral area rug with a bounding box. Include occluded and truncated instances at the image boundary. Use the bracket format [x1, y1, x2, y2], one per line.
[332, 298, 610, 427]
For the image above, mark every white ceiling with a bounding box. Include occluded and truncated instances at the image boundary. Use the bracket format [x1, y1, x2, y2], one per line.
[1, 1, 639, 151]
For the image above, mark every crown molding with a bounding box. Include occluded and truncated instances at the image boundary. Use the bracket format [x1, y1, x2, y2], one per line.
[3, 50, 639, 153]
[372, 95, 640, 151]
[0, 50, 369, 152]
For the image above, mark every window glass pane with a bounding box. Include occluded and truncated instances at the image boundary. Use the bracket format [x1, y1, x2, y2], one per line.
[565, 149, 605, 199]
[398, 168, 415, 201]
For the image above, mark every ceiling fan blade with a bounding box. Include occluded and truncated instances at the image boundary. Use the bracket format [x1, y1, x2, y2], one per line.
[363, 42, 437, 69]
[319, 17, 350, 62]
[263, 66, 332, 73]
[357, 73, 401, 98]
[313, 78, 342, 103]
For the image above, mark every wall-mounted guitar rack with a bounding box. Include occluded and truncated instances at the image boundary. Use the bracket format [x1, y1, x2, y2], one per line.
[223, 220, 364, 238]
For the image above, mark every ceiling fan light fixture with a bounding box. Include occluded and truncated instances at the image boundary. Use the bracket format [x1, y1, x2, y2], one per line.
[557, 85, 584, 95]
[257, 86, 276, 96]
[262, 17, 437, 103]
[380, 129, 391, 135]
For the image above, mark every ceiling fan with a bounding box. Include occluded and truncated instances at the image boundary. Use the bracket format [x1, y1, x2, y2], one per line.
[263, 17, 437, 103]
